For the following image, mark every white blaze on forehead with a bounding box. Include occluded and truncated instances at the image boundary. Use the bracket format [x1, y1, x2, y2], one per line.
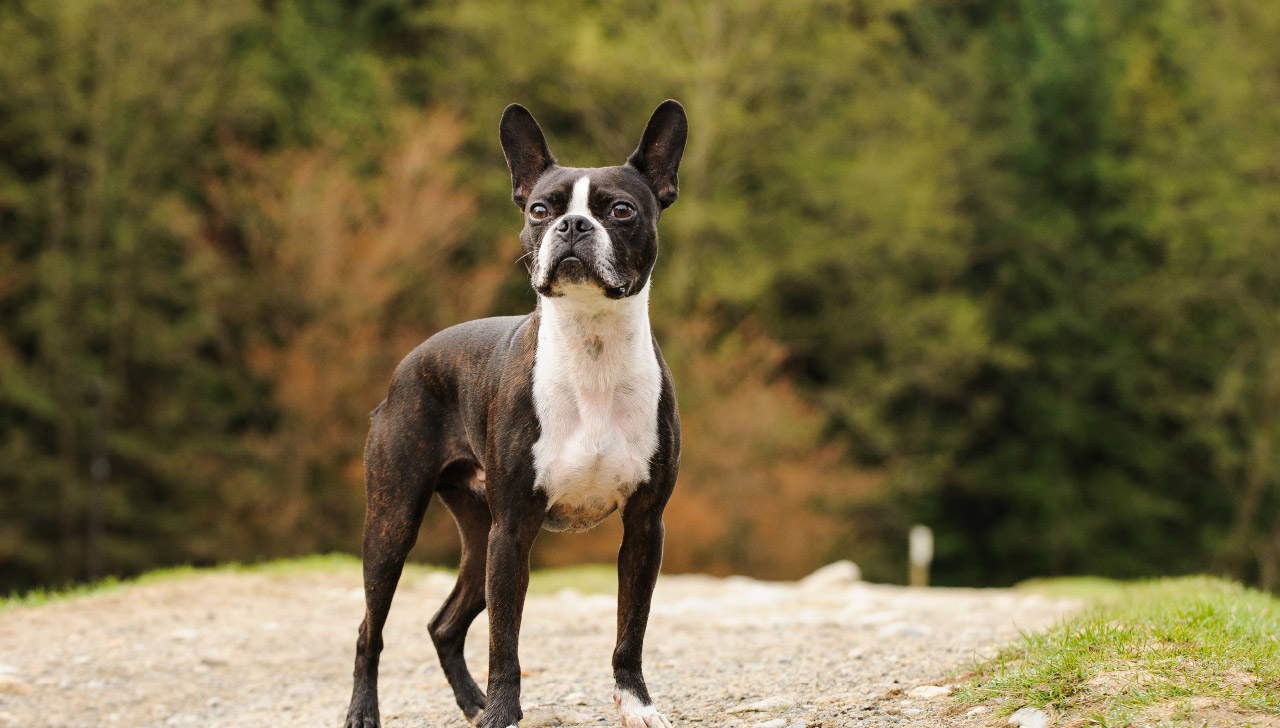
[567, 174, 592, 217]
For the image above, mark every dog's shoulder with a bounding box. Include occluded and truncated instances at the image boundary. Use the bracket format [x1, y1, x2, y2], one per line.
[386, 314, 535, 398]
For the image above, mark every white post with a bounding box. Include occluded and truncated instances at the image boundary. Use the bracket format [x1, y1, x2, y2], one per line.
[908, 524, 933, 587]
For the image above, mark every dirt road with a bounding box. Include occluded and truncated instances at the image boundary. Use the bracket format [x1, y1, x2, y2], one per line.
[0, 565, 1076, 727]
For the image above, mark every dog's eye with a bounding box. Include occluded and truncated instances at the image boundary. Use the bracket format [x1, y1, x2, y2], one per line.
[529, 203, 549, 221]
[611, 202, 634, 219]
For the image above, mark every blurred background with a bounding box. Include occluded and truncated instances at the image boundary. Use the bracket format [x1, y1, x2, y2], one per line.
[1, 0, 1278, 596]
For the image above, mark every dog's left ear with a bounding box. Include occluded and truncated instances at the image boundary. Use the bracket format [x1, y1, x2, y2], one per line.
[627, 100, 688, 209]
[500, 104, 557, 209]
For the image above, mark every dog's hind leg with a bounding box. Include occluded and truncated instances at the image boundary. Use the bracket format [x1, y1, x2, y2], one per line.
[430, 478, 491, 725]
[345, 405, 437, 728]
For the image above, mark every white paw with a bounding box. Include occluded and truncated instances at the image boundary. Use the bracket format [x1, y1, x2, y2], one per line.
[614, 689, 673, 728]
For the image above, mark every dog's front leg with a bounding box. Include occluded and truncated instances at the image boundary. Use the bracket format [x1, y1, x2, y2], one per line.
[480, 495, 545, 728]
[613, 488, 673, 728]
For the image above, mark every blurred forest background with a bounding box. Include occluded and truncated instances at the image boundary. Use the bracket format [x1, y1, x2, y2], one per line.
[2, 0, 1279, 594]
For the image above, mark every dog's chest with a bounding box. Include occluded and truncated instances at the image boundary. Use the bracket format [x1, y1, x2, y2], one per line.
[531, 292, 661, 532]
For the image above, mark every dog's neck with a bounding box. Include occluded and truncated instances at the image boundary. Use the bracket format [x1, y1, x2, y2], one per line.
[536, 281, 653, 393]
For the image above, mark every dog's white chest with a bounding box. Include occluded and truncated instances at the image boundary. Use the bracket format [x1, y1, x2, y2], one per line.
[531, 286, 661, 532]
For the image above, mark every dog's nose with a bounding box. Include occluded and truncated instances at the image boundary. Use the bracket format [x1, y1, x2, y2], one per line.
[557, 215, 594, 235]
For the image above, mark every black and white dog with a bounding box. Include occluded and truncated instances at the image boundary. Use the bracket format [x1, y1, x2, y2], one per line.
[343, 101, 687, 728]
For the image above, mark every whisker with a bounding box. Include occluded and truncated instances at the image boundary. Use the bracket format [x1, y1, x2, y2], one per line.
[514, 250, 533, 274]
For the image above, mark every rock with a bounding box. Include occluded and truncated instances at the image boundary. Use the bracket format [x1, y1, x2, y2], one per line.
[1008, 706, 1052, 728]
[728, 697, 796, 714]
[906, 685, 951, 700]
[967, 706, 991, 716]
[170, 628, 199, 641]
[520, 705, 592, 726]
[799, 560, 861, 590]
[563, 692, 588, 705]
[753, 720, 787, 728]
[0, 712, 17, 725]
[0, 674, 32, 696]
[555, 707, 593, 724]
[785, 723, 807, 728]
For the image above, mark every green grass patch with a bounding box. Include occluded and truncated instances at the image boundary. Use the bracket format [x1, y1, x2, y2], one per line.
[2, 555, 619, 612]
[1, 553, 370, 611]
[528, 563, 617, 595]
[958, 576, 1280, 727]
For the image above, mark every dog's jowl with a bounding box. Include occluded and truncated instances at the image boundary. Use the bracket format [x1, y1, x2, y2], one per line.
[343, 101, 687, 728]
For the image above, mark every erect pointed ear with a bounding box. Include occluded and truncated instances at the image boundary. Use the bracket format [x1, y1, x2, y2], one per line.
[500, 104, 557, 208]
[627, 99, 688, 209]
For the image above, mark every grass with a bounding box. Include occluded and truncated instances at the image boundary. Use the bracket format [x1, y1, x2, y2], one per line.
[1, 554, 621, 612]
[959, 576, 1280, 727]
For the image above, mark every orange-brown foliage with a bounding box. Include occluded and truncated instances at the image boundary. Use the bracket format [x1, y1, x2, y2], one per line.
[197, 113, 509, 557]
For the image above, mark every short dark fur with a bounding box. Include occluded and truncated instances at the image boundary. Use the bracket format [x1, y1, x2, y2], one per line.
[344, 101, 687, 728]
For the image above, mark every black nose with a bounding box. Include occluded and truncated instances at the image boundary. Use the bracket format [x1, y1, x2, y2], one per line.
[557, 215, 594, 234]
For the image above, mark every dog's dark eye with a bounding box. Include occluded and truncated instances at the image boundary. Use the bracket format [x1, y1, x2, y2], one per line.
[529, 203, 549, 221]
[611, 202, 634, 219]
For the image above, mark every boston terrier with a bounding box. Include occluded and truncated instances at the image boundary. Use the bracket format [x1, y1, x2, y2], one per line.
[343, 100, 687, 728]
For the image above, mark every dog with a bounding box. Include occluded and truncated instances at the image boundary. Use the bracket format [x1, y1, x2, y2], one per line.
[343, 100, 687, 728]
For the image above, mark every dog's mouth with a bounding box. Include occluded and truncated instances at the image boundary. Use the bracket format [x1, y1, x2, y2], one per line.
[547, 254, 593, 287]
[538, 255, 627, 299]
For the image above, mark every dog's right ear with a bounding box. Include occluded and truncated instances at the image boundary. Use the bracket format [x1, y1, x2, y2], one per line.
[500, 104, 556, 209]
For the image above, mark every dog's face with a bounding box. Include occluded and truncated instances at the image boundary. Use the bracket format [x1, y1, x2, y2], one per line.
[500, 101, 688, 300]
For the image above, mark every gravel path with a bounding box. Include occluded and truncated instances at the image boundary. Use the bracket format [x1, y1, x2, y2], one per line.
[0, 566, 1077, 728]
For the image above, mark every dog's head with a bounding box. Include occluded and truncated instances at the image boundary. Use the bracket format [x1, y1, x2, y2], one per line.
[500, 100, 687, 301]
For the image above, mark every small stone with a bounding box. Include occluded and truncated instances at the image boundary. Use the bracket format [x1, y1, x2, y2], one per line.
[563, 691, 588, 705]
[170, 629, 199, 641]
[906, 685, 951, 700]
[785, 723, 807, 728]
[1008, 706, 1051, 728]
[799, 560, 861, 590]
[967, 706, 991, 716]
[0, 712, 16, 726]
[519, 706, 567, 727]
[728, 697, 796, 714]
[753, 720, 787, 728]
[554, 707, 592, 724]
[903, 709, 922, 716]
[0, 674, 32, 696]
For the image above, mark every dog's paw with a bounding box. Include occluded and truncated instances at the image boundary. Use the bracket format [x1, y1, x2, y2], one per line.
[476, 706, 521, 728]
[615, 689, 673, 728]
[344, 693, 381, 728]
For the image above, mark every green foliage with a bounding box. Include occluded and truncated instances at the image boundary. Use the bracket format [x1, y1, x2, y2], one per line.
[960, 577, 1280, 725]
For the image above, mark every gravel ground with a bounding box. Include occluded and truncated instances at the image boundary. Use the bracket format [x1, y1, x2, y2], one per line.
[0, 565, 1078, 728]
